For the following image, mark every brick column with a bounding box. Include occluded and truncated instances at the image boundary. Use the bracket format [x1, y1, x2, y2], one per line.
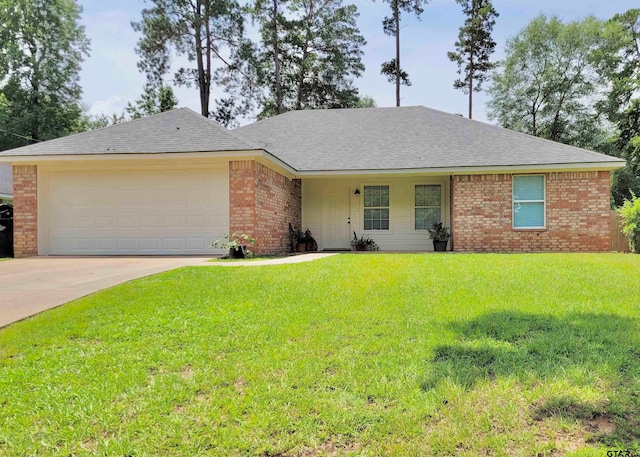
[229, 160, 302, 255]
[13, 165, 38, 257]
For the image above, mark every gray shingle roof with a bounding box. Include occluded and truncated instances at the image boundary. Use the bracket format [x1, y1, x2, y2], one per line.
[0, 108, 259, 156]
[235, 106, 625, 172]
[0, 164, 11, 196]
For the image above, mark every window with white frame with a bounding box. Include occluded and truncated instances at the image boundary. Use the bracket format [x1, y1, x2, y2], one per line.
[415, 184, 442, 230]
[363, 185, 390, 230]
[513, 175, 545, 229]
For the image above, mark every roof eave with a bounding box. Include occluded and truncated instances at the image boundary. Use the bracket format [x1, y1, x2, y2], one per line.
[295, 161, 627, 178]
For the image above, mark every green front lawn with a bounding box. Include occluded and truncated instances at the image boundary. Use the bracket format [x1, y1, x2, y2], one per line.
[1, 254, 639, 456]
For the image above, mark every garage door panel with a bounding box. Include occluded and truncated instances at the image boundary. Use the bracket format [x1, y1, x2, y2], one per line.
[46, 168, 228, 255]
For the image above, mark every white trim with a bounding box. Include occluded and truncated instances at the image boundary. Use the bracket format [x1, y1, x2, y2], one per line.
[296, 161, 625, 177]
[512, 174, 546, 230]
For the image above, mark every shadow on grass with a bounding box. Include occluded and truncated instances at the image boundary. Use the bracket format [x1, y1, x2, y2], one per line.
[422, 311, 640, 447]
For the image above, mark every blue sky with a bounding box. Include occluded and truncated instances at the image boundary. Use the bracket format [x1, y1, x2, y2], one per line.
[78, 0, 638, 125]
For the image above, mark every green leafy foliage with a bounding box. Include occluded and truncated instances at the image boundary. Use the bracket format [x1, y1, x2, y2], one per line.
[250, 0, 366, 119]
[448, 0, 499, 119]
[593, 9, 640, 206]
[487, 15, 607, 151]
[619, 195, 640, 252]
[0, 0, 90, 150]
[126, 85, 179, 120]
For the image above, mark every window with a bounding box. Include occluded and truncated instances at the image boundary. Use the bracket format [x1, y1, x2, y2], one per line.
[364, 185, 389, 230]
[415, 184, 442, 230]
[513, 175, 545, 229]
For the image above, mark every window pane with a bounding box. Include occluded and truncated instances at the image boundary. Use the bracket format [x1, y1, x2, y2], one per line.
[415, 185, 441, 207]
[364, 186, 390, 208]
[415, 208, 441, 230]
[363, 207, 389, 231]
[514, 202, 544, 228]
[514, 176, 544, 201]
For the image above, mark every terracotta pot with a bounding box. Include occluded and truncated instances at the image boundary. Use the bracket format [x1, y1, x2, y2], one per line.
[297, 242, 307, 252]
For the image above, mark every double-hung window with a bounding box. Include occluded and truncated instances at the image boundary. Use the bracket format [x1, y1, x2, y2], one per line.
[513, 175, 545, 229]
[415, 184, 442, 230]
[364, 185, 390, 230]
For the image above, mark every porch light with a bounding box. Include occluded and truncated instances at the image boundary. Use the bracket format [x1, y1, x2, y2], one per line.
[354, 187, 360, 195]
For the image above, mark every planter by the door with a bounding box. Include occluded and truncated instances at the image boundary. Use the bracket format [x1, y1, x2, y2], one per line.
[297, 243, 307, 252]
[433, 240, 448, 252]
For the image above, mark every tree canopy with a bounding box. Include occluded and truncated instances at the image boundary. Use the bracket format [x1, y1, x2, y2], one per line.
[0, 0, 90, 151]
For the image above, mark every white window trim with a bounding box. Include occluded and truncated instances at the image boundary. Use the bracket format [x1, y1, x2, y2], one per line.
[413, 183, 444, 231]
[362, 183, 393, 232]
[512, 174, 546, 230]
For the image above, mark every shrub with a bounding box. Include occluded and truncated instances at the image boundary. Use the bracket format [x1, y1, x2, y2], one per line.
[619, 195, 640, 253]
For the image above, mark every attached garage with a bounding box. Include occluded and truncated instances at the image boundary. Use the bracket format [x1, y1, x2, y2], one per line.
[39, 165, 228, 255]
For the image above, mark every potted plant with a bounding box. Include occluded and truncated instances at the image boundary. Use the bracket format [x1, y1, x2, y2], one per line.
[294, 229, 307, 252]
[212, 233, 256, 259]
[428, 222, 451, 252]
[351, 232, 379, 251]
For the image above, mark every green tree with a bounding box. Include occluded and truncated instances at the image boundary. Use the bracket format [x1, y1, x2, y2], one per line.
[132, 0, 246, 118]
[487, 15, 607, 150]
[0, 0, 90, 150]
[126, 85, 179, 119]
[593, 9, 640, 206]
[379, 0, 428, 107]
[249, 0, 366, 119]
[448, 0, 499, 119]
[356, 95, 377, 108]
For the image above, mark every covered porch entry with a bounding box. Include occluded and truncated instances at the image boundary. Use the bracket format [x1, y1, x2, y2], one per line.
[301, 175, 452, 251]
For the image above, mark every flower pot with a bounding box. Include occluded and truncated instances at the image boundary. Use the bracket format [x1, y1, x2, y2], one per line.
[433, 240, 448, 252]
[230, 246, 246, 259]
[297, 242, 307, 252]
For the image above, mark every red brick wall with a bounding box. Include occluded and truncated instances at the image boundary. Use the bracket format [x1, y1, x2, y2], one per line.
[229, 160, 301, 255]
[13, 165, 38, 257]
[452, 171, 611, 252]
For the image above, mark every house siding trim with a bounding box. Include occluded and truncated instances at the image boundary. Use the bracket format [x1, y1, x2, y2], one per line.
[452, 171, 611, 252]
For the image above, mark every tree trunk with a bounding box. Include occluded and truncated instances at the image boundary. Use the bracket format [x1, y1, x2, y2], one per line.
[468, 57, 473, 119]
[467, 0, 475, 119]
[272, 0, 283, 113]
[194, 1, 209, 116]
[394, 3, 400, 107]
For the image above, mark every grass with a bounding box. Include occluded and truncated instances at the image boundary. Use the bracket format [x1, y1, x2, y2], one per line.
[1, 253, 639, 456]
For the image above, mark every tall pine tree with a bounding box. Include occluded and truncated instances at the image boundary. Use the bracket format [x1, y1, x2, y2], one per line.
[379, 0, 428, 107]
[249, 0, 366, 118]
[131, 0, 247, 118]
[447, 0, 498, 119]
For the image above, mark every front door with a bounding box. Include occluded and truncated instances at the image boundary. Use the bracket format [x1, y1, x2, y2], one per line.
[323, 185, 352, 249]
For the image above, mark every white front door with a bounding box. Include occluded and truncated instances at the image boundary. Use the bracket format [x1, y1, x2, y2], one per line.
[323, 185, 352, 249]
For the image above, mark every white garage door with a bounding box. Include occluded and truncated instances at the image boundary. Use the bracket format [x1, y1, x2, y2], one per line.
[46, 167, 228, 255]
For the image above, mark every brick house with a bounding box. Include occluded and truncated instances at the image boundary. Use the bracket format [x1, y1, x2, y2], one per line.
[0, 106, 625, 257]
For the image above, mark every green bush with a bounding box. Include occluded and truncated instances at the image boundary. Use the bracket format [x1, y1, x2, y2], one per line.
[619, 195, 640, 253]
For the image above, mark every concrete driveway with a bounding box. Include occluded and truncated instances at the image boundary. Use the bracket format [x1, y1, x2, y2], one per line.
[0, 256, 209, 328]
